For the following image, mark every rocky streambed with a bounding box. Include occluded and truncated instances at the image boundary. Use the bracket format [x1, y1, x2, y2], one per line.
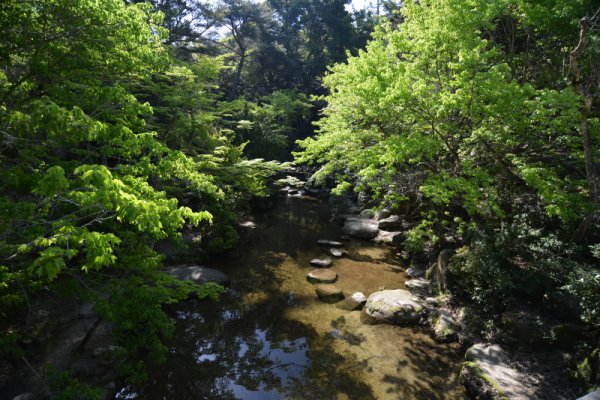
[115, 193, 466, 399]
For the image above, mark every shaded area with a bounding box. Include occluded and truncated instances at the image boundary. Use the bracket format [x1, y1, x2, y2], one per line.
[116, 196, 465, 399]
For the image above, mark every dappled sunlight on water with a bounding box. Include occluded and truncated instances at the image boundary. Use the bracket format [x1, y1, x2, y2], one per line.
[116, 196, 464, 399]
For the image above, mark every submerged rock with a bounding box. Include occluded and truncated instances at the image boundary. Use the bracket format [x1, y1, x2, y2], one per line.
[364, 289, 425, 325]
[166, 265, 230, 286]
[315, 285, 345, 303]
[342, 218, 379, 240]
[310, 258, 333, 268]
[307, 269, 338, 284]
[461, 343, 533, 400]
[317, 239, 344, 247]
[337, 292, 368, 311]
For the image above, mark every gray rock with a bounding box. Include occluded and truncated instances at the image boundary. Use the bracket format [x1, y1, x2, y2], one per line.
[405, 278, 432, 296]
[307, 269, 338, 284]
[432, 310, 460, 342]
[329, 248, 344, 257]
[374, 208, 393, 221]
[77, 303, 95, 319]
[352, 292, 367, 304]
[579, 390, 600, 400]
[406, 267, 424, 278]
[315, 285, 345, 303]
[342, 218, 379, 240]
[364, 289, 426, 325]
[317, 240, 344, 247]
[377, 215, 404, 231]
[12, 394, 38, 400]
[239, 221, 256, 229]
[461, 343, 534, 400]
[373, 230, 404, 246]
[425, 297, 440, 306]
[310, 258, 333, 268]
[166, 265, 230, 286]
[360, 209, 375, 218]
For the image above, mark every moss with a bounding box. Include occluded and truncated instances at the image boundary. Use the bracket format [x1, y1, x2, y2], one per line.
[462, 361, 508, 400]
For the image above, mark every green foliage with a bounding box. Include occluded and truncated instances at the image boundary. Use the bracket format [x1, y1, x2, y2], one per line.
[574, 348, 600, 391]
[567, 267, 600, 329]
[0, 0, 281, 391]
[449, 244, 514, 316]
[234, 90, 312, 160]
[44, 366, 103, 400]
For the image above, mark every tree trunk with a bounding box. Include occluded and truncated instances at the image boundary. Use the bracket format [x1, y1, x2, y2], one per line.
[228, 53, 245, 101]
[582, 95, 598, 206]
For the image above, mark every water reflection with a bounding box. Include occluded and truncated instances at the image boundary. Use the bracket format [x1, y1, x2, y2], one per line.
[116, 196, 464, 399]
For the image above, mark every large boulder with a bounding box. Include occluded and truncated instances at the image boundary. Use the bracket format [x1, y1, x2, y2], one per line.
[166, 265, 230, 286]
[364, 289, 426, 325]
[315, 285, 345, 303]
[342, 217, 379, 240]
[307, 269, 338, 284]
[374, 208, 393, 221]
[461, 343, 533, 400]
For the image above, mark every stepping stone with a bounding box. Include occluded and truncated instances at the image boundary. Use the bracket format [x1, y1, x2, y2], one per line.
[336, 292, 368, 311]
[166, 265, 230, 286]
[318, 240, 344, 247]
[310, 258, 333, 267]
[315, 284, 345, 303]
[307, 269, 338, 284]
[329, 248, 344, 257]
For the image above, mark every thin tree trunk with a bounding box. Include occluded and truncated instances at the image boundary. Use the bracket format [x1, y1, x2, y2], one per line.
[570, 17, 598, 209]
[228, 53, 245, 101]
[582, 96, 598, 205]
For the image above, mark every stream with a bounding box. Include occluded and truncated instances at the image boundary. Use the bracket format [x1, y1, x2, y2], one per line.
[116, 194, 466, 399]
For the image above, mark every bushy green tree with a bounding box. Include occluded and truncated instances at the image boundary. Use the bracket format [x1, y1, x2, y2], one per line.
[296, 0, 599, 312]
[0, 0, 281, 389]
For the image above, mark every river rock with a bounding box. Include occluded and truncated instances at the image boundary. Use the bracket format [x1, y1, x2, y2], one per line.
[336, 292, 368, 311]
[432, 310, 460, 342]
[360, 209, 375, 218]
[405, 278, 432, 296]
[342, 218, 379, 240]
[239, 220, 256, 229]
[373, 230, 404, 246]
[317, 239, 344, 247]
[166, 265, 230, 286]
[329, 248, 345, 257]
[307, 269, 338, 284]
[315, 285, 345, 303]
[374, 208, 393, 221]
[310, 258, 333, 268]
[406, 267, 424, 278]
[461, 343, 533, 400]
[364, 289, 426, 325]
[377, 215, 404, 231]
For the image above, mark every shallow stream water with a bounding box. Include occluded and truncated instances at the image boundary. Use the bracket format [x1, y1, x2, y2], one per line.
[116, 195, 466, 399]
